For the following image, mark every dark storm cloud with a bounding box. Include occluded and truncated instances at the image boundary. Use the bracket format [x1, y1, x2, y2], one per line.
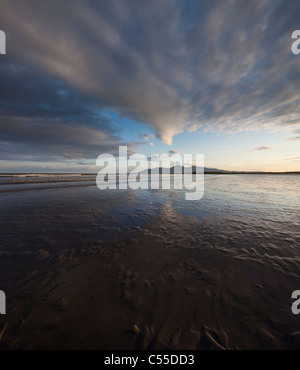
[0, 60, 137, 160]
[0, 0, 300, 161]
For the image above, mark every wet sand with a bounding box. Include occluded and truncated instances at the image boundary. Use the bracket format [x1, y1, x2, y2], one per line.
[0, 175, 299, 349]
[1, 231, 299, 349]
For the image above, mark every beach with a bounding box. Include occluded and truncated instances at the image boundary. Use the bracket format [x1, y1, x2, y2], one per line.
[0, 174, 299, 349]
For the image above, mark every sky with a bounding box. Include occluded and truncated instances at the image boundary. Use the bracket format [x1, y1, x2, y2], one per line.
[0, 0, 300, 173]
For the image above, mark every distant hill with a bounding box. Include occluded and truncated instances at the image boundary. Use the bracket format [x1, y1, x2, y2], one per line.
[143, 166, 300, 175]
[144, 165, 228, 174]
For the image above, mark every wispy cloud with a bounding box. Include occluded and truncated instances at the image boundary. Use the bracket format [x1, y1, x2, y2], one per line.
[251, 146, 274, 152]
[139, 133, 155, 142]
[169, 150, 181, 155]
[286, 156, 300, 161]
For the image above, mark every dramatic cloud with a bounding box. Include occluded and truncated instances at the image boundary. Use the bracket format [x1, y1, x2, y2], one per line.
[0, 61, 138, 161]
[0, 0, 300, 162]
